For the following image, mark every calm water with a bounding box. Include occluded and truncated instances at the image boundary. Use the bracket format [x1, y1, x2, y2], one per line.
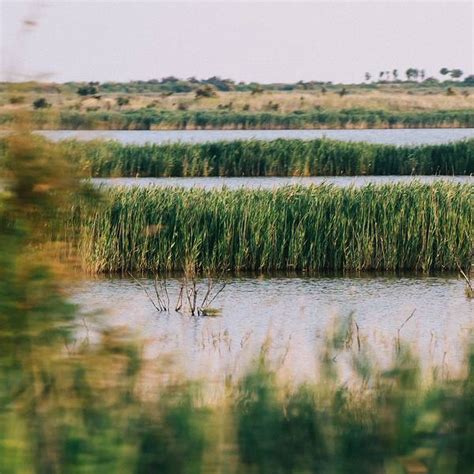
[92, 175, 473, 189]
[74, 274, 473, 380]
[38, 128, 474, 145]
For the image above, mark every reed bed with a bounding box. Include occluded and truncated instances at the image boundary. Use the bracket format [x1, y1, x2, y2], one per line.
[64, 138, 474, 177]
[75, 182, 473, 273]
[1, 108, 473, 130]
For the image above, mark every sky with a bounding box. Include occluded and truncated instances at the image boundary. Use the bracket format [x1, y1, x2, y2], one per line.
[0, 0, 472, 84]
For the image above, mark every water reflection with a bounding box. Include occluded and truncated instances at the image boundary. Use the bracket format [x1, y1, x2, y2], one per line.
[91, 175, 473, 189]
[73, 273, 473, 380]
[37, 128, 474, 145]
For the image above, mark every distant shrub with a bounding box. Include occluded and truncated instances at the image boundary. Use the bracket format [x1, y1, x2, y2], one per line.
[77, 84, 98, 96]
[195, 85, 217, 98]
[33, 98, 50, 109]
[250, 84, 264, 95]
[264, 101, 279, 111]
[9, 96, 25, 104]
[116, 96, 130, 107]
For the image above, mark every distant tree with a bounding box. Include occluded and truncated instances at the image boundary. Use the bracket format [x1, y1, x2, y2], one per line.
[116, 96, 130, 108]
[463, 74, 474, 85]
[420, 70, 425, 81]
[161, 76, 179, 83]
[405, 68, 419, 81]
[440, 68, 450, 76]
[204, 76, 235, 91]
[392, 69, 398, 81]
[450, 69, 463, 80]
[33, 97, 50, 109]
[364, 72, 371, 82]
[379, 71, 384, 80]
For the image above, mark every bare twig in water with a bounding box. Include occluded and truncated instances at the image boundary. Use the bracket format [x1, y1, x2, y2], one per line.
[397, 309, 416, 353]
[175, 283, 184, 312]
[133, 266, 226, 317]
[455, 261, 473, 298]
[128, 272, 162, 312]
[354, 320, 361, 353]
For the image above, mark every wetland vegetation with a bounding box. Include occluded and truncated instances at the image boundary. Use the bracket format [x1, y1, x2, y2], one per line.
[73, 182, 473, 274]
[57, 137, 474, 177]
[1, 130, 471, 473]
[2, 0, 473, 470]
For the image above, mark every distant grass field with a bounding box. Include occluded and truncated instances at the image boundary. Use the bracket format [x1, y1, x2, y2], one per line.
[1, 81, 473, 129]
[74, 182, 473, 274]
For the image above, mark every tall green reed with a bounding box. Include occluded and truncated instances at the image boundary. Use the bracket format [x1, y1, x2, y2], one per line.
[75, 182, 473, 273]
[60, 137, 474, 177]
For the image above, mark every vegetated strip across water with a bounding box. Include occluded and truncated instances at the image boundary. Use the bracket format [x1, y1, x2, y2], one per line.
[75, 182, 473, 274]
[2, 108, 473, 130]
[61, 137, 474, 177]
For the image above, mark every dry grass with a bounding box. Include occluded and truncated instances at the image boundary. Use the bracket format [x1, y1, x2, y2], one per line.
[2, 88, 473, 115]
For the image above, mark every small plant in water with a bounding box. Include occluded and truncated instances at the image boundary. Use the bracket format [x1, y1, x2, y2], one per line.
[130, 268, 226, 317]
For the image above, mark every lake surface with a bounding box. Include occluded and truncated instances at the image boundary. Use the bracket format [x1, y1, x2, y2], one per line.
[92, 175, 473, 189]
[73, 274, 473, 380]
[38, 128, 474, 146]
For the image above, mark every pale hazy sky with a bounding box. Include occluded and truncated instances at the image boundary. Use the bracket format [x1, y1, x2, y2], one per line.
[1, 1, 472, 83]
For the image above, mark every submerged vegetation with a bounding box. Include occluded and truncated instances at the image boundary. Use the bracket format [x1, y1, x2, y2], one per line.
[74, 182, 473, 274]
[59, 137, 474, 177]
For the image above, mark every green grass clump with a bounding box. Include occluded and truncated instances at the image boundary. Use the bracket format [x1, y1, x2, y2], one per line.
[62, 137, 474, 177]
[75, 182, 473, 273]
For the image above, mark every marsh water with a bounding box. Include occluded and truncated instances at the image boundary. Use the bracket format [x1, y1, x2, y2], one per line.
[73, 273, 473, 380]
[92, 175, 473, 189]
[38, 128, 474, 145]
[61, 127, 473, 380]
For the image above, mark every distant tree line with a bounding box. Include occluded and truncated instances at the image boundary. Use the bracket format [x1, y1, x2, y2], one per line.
[72, 73, 470, 95]
[364, 68, 467, 83]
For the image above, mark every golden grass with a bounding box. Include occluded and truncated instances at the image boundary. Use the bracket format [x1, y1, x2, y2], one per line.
[2, 88, 473, 114]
